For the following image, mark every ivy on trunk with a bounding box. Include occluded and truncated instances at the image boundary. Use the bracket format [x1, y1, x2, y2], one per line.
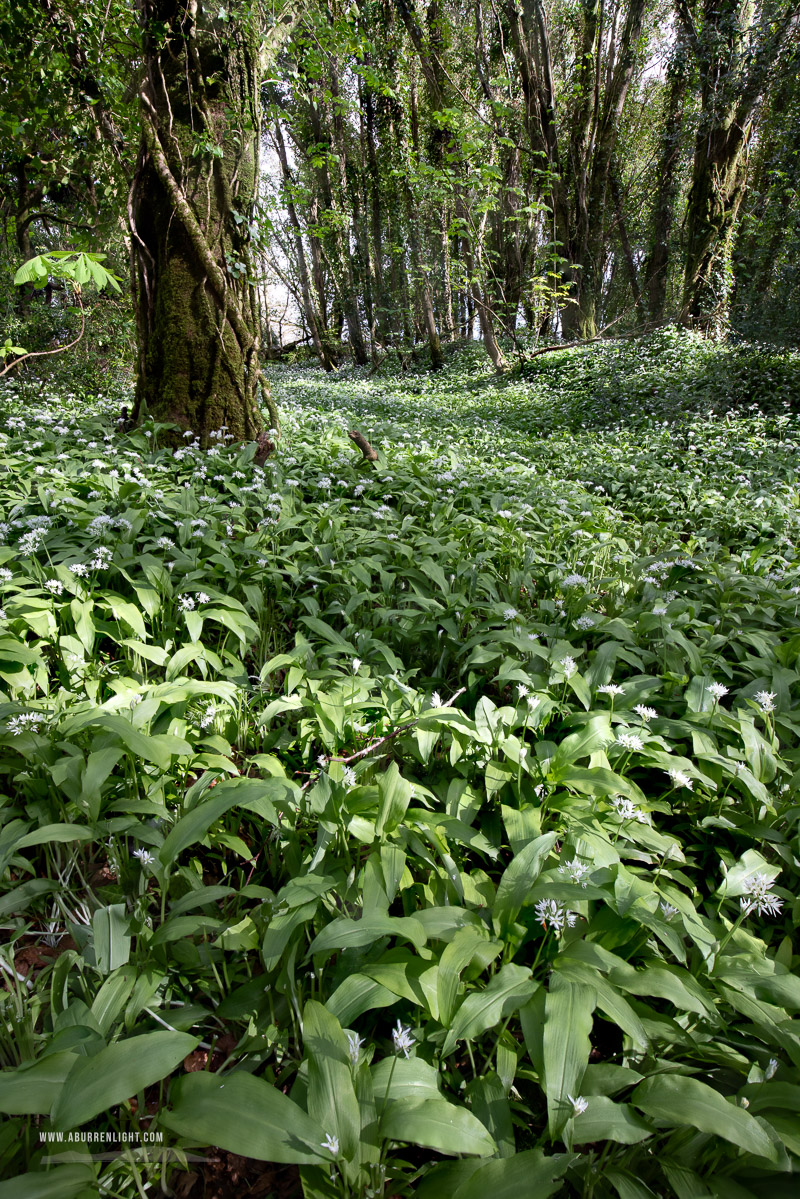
[130, 0, 279, 442]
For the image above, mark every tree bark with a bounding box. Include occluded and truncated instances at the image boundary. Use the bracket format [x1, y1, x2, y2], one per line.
[677, 0, 797, 333]
[130, 0, 271, 442]
[643, 53, 688, 322]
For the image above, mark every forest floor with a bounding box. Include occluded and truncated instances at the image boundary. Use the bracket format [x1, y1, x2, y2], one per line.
[1, 329, 800, 1197]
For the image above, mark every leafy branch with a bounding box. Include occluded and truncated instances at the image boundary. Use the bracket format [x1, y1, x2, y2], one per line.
[0, 251, 122, 378]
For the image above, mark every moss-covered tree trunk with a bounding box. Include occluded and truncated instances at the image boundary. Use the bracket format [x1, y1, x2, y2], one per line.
[680, 124, 749, 334]
[676, 0, 795, 336]
[131, 0, 274, 441]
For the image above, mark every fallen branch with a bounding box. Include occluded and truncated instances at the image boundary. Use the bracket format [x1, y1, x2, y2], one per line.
[348, 430, 378, 462]
[254, 429, 275, 466]
[333, 687, 467, 765]
[300, 686, 468, 791]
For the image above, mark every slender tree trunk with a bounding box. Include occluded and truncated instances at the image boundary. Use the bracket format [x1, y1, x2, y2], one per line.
[131, 0, 270, 441]
[643, 56, 687, 322]
[441, 206, 455, 339]
[272, 120, 337, 372]
[609, 166, 643, 320]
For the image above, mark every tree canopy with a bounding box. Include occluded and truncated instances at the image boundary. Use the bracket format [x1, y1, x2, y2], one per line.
[0, 0, 798, 422]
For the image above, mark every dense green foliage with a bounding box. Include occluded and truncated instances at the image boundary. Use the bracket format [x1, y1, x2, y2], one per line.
[1, 335, 799, 1195]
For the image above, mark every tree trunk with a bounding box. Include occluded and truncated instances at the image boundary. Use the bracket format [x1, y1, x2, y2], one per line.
[676, 0, 795, 334]
[272, 119, 338, 372]
[131, 0, 267, 442]
[643, 55, 688, 322]
[609, 166, 643, 321]
[680, 123, 750, 333]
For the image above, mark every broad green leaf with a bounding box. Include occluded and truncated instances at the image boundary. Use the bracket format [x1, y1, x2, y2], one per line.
[493, 831, 558, 933]
[325, 974, 397, 1024]
[65, 712, 191, 771]
[376, 761, 412, 836]
[605, 1170, 661, 1199]
[451, 1148, 574, 1199]
[415, 1161, 483, 1198]
[159, 777, 281, 867]
[543, 975, 596, 1142]
[469, 1073, 515, 1157]
[632, 1073, 779, 1161]
[372, 1056, 441, 1106]
[15, 823, 93, 853]
[608, 962, 713, 1017]
[13, 255, 49, 286]
[0, 1052, 77, 1114]
[90, 968, 136, 1036]
[303, 1002, 361, 1162]
[437, 925, 494, 1026]
[550, 715, 613, 774]
[121, 639, 168, 665]
[0, 1165, 95, 1199]
[92, 903, 131, 974]
[101, 595, 147, 639]
[571, 1096, 653, 1144]
[380, 1096, 496, 1157]
[442, 965, 537, 1057]
[0, 824, 91, 874]
[308, 913, 426, 958]
[0, 878, 58, 918]
[262, 901, 318, 972]
[80, 747, 123, 820]
[51, 1032, 197, 1129]
[162, 1070, 327, 1163]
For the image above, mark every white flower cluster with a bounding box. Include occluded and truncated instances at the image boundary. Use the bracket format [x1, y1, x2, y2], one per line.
[611, 794, 649, 823]
[6, 711, 41, 735]
[559, 857, 590, 887]
[740, 872, 783, 918]
[534, 898, 578, 931]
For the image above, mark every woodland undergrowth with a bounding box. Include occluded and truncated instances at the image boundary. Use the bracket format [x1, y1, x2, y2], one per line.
[1, 330, 800, 1198]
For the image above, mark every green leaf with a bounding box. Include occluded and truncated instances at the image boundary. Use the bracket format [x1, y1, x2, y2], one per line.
[543, 975, 596, 1142]
[325, 974, 397, 1024]
[550, 715, 613, 775]
[451, 1148, 574, 1199]
[101, 594, 147, 639]
[437, 925, 494, 1026]
[303, 1002, 361, 1162]
[605, 1170, 661, 1199]
[380, 1096, 496, 1157]
[2, 823, 91, 872]
[308, 913, 426, 958]
[92, 903, 131, 974]
[376, 761, 412, 836]
[442, 965, 537, 1057]
[571, 1096, 653, 1144]
[90, 968, 136, 1037]
[51, 1032, 197, 1129]
[0, 1052, 77, 1114]
[492, 831, 558, 934]
[632, 1073, 779, 1161]
[0, 1165, 95, 1199]
[372, 1056, 441, 1106]
[162, 1070, 327, 1163]
[0, 878, 58, 918]
[160, 777, 281, 867]
[13, 256, 49, 286]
